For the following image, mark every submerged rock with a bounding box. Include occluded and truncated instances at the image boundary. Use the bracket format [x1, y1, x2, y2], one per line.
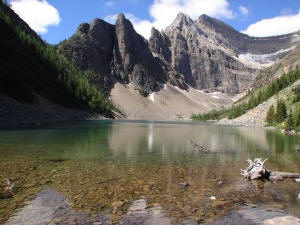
[209, 196, 217, 201]
[216, 180, 223, 186]
[120, 198, 171, 225]
[207, 205, 299, 225]
[5, 189, 171, 225]
[0, 179, 14, 199]
[6, 188, 112, 225]
[179, 182, 189, 188]
[5, 187, 300, 225]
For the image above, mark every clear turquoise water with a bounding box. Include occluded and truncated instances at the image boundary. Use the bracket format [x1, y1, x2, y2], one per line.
[0, 121, 299, 223]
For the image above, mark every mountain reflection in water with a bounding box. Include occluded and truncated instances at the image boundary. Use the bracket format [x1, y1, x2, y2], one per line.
[0, 121, 299, 224]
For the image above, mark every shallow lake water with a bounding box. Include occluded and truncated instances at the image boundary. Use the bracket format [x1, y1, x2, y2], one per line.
[0, 120, 299, 224]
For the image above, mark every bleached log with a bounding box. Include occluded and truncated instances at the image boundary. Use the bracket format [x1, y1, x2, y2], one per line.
[241, 158, 300, 181]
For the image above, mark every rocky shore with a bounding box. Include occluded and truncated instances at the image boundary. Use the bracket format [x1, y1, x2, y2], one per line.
[5, 188, 300, 225]
[0, 95, 106, 129]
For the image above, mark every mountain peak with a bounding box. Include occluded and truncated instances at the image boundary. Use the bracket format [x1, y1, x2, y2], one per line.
[176, 12, 188, 19]
[115, 13, 136, 30]
[116, 13, 126, 24]
[198, 14, 211, 20]
[77, 23, 90, 34]
[151, 27, 160, 37]
[166, 12, 194, 31]
[175, 12, 192, 23]
[197, 13, 236, 32]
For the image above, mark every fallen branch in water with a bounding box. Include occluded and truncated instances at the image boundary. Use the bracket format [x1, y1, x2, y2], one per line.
[241, 158, 300, 181]
[189, 140, 210, 153]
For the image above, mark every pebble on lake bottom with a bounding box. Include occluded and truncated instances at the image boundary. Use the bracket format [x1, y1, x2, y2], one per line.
[209, 196, 216, 201]
[262, 216, 300, 225]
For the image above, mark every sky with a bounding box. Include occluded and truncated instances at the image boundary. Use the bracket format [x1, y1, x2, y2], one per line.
[8, 0, 300, 44]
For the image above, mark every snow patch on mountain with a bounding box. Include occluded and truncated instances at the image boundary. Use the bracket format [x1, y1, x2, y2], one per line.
[237, 46, 296, 69]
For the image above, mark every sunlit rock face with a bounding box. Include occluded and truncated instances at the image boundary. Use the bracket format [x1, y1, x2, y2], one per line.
[58, 14, 167, 97]
[113, 14, 166, 96]
[59, 12, 300, 96]
[149, 13, 300, 94]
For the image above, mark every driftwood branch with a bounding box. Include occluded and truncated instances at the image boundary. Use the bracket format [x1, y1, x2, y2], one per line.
[241, 158, 300, 181]
[189, 140, 210, 153]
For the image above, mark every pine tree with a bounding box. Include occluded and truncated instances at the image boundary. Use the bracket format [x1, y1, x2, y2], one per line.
[266, 105, 275, 124]
[294, 108, 300, 127]
[275, 99, 287, 123]
[284, 111, 294, 131]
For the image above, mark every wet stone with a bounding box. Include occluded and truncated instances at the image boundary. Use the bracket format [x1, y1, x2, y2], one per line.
[120, 199, 171, 225]
[128, 199, 147, 212]
[209, 196, 216, 201]
[5, 188, 112, 225]
[179, 182, 189, 188]
[216, 181, 223, 186]
[207, 205, 291, 225]
[262, 216, 300, 225]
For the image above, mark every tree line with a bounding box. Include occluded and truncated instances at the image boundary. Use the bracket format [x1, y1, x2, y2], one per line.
[191, 68, 300, 122]
[0, 2, 115, 117]
[266, 88, 300, 131]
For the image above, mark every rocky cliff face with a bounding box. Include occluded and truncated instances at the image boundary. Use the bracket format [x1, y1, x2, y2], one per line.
[149, 13, 258, 94]
[59, 13, 300, 96]
[59, 14, 173, 96]
[195, 14, 300, 55]
[58, 19, 115, 95]
[113, 14, 166, 96]
[252, 46, 300, 89]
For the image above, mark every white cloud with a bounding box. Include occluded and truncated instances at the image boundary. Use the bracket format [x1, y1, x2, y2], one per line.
[242, 10, 300, 37]
[105, 1, 115, 7]
[105, 0, 234, 39]
[10, 0, 61, 34]
[105, 0, 139, 7]
[238, 6, 249, 16]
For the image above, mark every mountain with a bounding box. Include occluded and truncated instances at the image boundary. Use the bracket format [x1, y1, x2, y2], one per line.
[56, 13, 300, 120]
[58, 14, 187, 97]
[0, 2, 114, 128]
[3, 4, 300, 122]
[60, 13, 300, 97]
[150, 13, 300, 94]
[253, 45, 300, 89]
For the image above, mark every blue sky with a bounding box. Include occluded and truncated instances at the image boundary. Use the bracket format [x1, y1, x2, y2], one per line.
[9, 0, 300, 44]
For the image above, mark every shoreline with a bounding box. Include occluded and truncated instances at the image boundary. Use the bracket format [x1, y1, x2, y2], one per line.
[0, 117, 269, 130]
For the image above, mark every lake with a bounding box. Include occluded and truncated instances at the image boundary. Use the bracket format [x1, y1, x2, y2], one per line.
[0, 120, 299, 224]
